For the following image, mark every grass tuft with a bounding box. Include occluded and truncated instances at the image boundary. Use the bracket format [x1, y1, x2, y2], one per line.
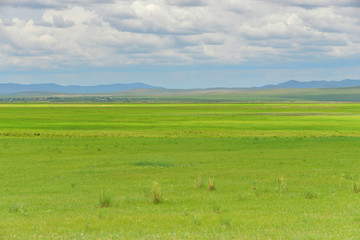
[278, 177, 287, 193]
[208, 178, 215, 191]
[220, 218, 231, 228]
[152, 182, 161, 204]
[99, 191, 112, 208]
[192, 216, 201, 226]
[353, 182, 360, 193]
[338, 174, 345, 190]
[193, 176, 203, 189]
[305, 191, 317, 199]
[9, 203, 28, 215]
[213, 205, 221, 214]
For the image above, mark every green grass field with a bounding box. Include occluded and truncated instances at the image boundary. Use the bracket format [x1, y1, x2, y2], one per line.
[5, 86, 360, 102]
[1, 103, 360, 239]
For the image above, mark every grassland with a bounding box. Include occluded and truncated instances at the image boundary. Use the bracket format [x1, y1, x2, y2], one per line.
[4, 86, 360, 102]
[1, 103, 360, 239]
[108, 86, 360, 102]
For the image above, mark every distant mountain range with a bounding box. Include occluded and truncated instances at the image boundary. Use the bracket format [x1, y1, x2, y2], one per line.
[0, 83, 164, 94]
[258, 79, 360, 89]
[1, 79, 360, 94]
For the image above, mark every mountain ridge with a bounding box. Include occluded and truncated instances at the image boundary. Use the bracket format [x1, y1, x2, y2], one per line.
[258, 79, 360, 89]
[0, 82, 164, 94]
[1, 79, 360, 94]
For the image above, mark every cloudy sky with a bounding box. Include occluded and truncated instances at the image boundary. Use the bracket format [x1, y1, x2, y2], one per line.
[0, 0, 359, 88]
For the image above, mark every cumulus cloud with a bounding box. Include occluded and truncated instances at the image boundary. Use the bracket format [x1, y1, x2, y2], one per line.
[0, 0, 359, 69]
[265, 0, 360, 8]
[0, 0, 114, 9]
[0, 0, 67, 9]
[52, 15, 74, 28]
[165, 0, 207, 7]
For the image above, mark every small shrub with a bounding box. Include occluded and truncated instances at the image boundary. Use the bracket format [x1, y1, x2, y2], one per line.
[99, 191, 112, 208]
[152, 182, 161, 204]
[208, 178, 215, 191]
[193, 176, 203, 189]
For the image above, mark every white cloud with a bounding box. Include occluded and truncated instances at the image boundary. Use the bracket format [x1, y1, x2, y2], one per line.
[165, 0, 207, 7]
[0, 0, 114, 9]
[0, 0, 359, 70]
[264, 0, 360, 8]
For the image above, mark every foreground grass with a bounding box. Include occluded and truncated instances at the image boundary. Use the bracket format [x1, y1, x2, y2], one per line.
[1, 103, 360, 239]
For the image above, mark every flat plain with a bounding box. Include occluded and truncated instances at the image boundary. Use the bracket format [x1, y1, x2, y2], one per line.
[1, 103, 360, 239]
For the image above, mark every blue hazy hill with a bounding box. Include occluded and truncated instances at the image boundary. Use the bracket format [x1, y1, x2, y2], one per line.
[1, 79, 360, 94]
[0, 83, 164, 94]
[259, 79, 360, 89]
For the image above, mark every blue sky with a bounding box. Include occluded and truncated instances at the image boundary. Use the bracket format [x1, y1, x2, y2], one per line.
[0, 0, 360, 88]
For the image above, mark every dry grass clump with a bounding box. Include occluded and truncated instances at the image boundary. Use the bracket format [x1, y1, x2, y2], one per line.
[152, 182, 161, 204]
[278, 177, 287, 193]
[193, 176, 203, 189]
[208, 178, 215, 191]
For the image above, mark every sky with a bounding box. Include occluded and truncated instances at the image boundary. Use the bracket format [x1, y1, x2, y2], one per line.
[0, 0, 360, 88]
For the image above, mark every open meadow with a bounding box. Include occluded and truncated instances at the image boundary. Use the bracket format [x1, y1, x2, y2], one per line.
[1, 103, 360, 239]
